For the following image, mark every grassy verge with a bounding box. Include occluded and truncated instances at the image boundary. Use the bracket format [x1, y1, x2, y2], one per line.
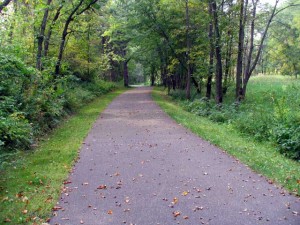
[0, 88, 126, 225]
[152, 87, 300, 195]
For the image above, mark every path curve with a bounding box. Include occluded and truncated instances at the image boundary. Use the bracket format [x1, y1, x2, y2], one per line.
[50, 87, 299, 225]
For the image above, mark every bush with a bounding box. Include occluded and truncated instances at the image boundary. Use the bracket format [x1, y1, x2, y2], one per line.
[0, 114, 32, 151]
[234, 109, 273, 141]
[64, 85, 95, 112]
[274, 121, 300, 160]
[83, 79, 115, 96]
[23, 87, 66, 134]
[0, 53, 116, 153]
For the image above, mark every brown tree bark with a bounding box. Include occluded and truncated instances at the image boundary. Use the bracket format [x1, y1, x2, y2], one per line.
[235, 0, 247, 101]
[36, 0, 52, 70]
[124, 60, 129, 87]
[211, 0, 223, 104]
[206, 2, 214, 99]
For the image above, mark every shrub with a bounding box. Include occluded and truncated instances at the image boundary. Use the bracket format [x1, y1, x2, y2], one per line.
[274, 121, 300, 160]
[0, 53, 116, 153]
[64, 85, 95, 112]
[234, 109, 273, 141]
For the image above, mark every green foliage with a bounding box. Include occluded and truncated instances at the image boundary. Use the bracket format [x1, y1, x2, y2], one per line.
[0, 112, 32, 151]
[169, 76, 300, 161]
[0, 53, 116, 154]
[274, 121, 300, 160]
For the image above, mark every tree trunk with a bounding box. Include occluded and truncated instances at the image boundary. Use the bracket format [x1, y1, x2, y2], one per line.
[36, 0, 52, 70]
[124, 60, 129, 87]
[185, 0, 191, 100]
[235, 0, 246, 101]
[211, 0, 223, 104]
[223, 1, 233, 94]
[55, 0, 97, 76]
[44, 4, 63, 57]
[242, 0, 279, 98]
[206, 2, 214, 99]
[0, 0, 11, 13]
[150, 65, 156, 86]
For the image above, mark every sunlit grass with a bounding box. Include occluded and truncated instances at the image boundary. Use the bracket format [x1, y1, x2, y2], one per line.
[0, 88, 126, 225]
[152, 85, 300, 196]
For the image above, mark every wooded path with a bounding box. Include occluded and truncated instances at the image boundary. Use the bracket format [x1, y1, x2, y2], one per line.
[50, 87, 299, 225]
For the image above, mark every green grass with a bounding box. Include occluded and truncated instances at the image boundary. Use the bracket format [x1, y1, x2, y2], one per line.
[152, 83, 300, 196]
[0, 88, 126, 225]
[243, 75, 300, 112]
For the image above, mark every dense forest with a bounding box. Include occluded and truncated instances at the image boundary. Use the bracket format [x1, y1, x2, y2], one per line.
[0, 0, 299, 155]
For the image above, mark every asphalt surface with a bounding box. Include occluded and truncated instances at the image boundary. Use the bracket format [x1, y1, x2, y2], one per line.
[50, 87, 300, 225]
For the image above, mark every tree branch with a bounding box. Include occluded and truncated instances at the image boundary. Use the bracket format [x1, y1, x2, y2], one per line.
[0, 0, 12, 13]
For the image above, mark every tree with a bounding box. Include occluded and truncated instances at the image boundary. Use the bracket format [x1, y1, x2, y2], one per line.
[55, 0, 98, 76]
[0, 0, 12, 13]
[211, 0, 223, 104]
[36, 0, 52, 70]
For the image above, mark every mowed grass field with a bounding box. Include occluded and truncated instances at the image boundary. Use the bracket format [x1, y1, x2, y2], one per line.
[153, 75, 300, 196]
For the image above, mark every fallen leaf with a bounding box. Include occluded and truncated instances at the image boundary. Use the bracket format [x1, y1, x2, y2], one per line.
[173, 211, 181, 217]
[16, 192, 23, 198]
[297, 180, 300, 184]
[268, 180, 273, 184]
[172, 197, 178, 204]
[97, 185, 107, 190]
[63, 181, 72, 185]
[183, 216, 189, 219]
[4, 218, 11, 222]
[52, 206, 62, 211]
[108, 210, 113, 215]
[182, 191, 188, 196]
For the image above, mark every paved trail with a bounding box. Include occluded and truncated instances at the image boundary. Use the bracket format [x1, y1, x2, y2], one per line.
[50, 87, 299, 225]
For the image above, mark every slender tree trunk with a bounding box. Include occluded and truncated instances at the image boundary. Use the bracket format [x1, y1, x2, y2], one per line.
[223, 0, 233, 94]
[150, 65, 155, 86]
[206, 2, 214, 99]
[211, 0, 223, 104]
[124, 60, 129, 87]
[242, 0, 279, 97]
[185, 0, 191, 100]
[55, 0, 97, 76]
[44, 4, 63, 57]
[36, 0, 52, 70]
[236, 0, 246, 101]
[87, 23, 91, 77]
[0, 0, 11, 13]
